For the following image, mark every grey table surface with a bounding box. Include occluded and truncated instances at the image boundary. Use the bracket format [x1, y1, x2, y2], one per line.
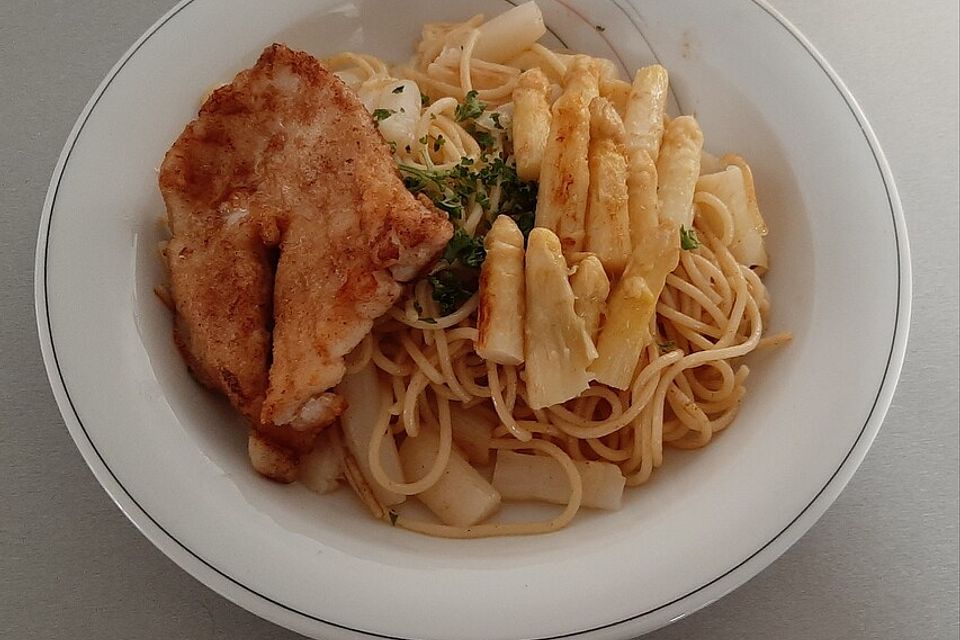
[1, 1, 958, 639]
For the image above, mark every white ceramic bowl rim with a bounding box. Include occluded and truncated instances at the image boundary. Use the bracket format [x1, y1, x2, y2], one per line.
[34, 1, 911, 638]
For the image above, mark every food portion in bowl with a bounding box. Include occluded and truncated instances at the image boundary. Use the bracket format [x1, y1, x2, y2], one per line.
[156, 1, 789, 537]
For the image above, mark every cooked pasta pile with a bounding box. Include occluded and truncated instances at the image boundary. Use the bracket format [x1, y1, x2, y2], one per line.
[301, 1, 790, 537]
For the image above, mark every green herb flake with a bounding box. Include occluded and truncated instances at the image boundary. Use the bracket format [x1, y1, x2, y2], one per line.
[398, 163, 477, 221]
[475, 130, 496, 151]
[595, 24, 606, 32]
[455, 90, 486, 122]
[421, 92, 430, 106]
[372, 108, 395, 122]
[421, 317, 438, 325]
[436, 193, 464, 220]
[475, 189, 491, 210]
[477, 157, 538, 240]
[680, 225, 700, 250]
[392, 85, 405, 94]
[433, 135, 446, 152]
[444, 228, 486, 268]
[658, 340, 677, 353]
[429, 270, 476, 316]
[396, 146, 538, 314]
[490, 111, 504, 129]
[388, 140, 397, 154]
[388, 510, 399, 526]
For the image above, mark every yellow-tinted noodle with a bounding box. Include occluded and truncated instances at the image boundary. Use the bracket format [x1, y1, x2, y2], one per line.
[319, 10, 787, 536]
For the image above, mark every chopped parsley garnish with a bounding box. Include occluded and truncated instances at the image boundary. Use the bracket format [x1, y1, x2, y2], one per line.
[429, 270, 476, 316]
[480, 157, 538, 236]
[435, 192, 465, 220]
[490, 111, 504, 129]
[372, 108, 395, 122]
[421, 92, 430, 106]
[444, 228, 486, 268]
[680, 225, 700, 250]
[595, 24, 606, 32]
[433, 134, 446, 152]
[474, 130, 496, 151]
[658, 340, 677, 352]
[392, 85, 405, 94]
[399, 160, 472, 221]
[396, 130, 537, 316]
[455, 90, 486, 122]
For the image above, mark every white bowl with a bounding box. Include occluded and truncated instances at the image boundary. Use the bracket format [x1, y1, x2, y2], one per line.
[35, 0, 910, 638]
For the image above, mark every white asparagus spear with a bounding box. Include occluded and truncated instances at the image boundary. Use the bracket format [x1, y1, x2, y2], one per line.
[627, 149, 660, 246]
[477, 216, 526, 365]
[535, 56, 599, 252]
[512, 68, 552, 181]
[584, 97, 632, 274]
[623, 64, 669, 161]
[472, 1, 546, 64]
[622, 65, 669, 246]
[338, 365, 406, 507]
[656, 115, 704, 229]
[696, 162, 768, 272]
[493, 450, 626, 510]
[400, 429, 501, 527]
[590, 222, 680, 389]
[600, 78, 632, 119]
[450, 404, 496, 466]
[569, 255, 610, 344]
[524, 227, 598, 408]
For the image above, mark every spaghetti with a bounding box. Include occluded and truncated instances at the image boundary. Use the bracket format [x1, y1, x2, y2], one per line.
[318, 5, 788, 537]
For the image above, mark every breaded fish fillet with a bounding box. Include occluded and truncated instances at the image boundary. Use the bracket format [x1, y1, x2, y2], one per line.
[160, 44, 452, 481]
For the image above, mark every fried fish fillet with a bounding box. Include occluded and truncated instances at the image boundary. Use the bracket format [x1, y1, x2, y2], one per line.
[160, 44, 452, 481]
